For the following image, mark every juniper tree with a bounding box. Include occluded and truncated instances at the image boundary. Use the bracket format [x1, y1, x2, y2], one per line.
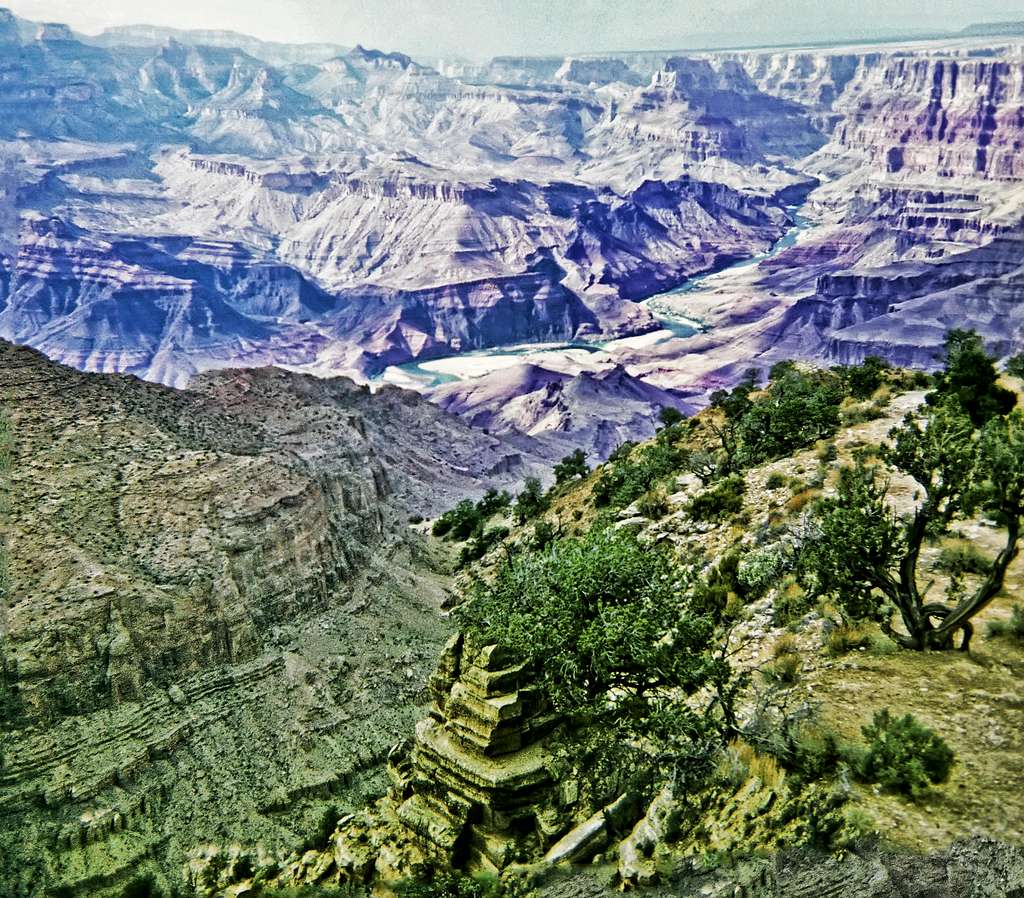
[802, 402, 1024, 650]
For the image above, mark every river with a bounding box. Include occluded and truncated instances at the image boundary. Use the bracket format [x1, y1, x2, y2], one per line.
[380, 207, 814, 390]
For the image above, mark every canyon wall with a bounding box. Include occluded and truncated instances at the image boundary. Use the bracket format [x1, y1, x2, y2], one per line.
[0, 342, 553, 896]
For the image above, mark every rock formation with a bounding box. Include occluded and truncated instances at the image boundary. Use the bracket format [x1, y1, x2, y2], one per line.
[390, 633, 563, 872]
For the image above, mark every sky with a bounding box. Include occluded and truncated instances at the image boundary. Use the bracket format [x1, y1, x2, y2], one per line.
[5, 0, 1022, 59]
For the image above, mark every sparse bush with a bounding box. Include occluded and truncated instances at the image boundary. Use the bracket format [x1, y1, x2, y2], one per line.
[773, 634, 799, 658]
[737, 544, 792, 599]
[825, 622, 874, 656]
[817, 442, 838, 463]
[1005, 353, 1024, 380]
[476, 487, 512, 518]
[658, 406, 685, 429]
[761, 652, 801, 687]
[554, 450, 588, 485]
[607, 440, 636, 463]
[715, 739, 783, 791]
[858, 709, 954, 799]
[936, 541, 990, 576]
[986, 605, 1024, 642]
[840, 398, 885, 426]
[637, 487, 669, 520]
[457, 525, 509, 567]
[772, 578, 812, 626]
[843, 356, 890, 400]
[594, 442, 685, 509]
[531, 519, 556, 550]
[513, 477, 548, 524]
[784, 489, 818, 515]
[766, 471, 787, 490]
[432, 499, 479, 539]
[688, 474, 745, 521]
[755, 717, 848, 789]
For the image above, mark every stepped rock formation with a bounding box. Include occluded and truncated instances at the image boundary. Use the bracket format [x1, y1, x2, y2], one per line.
[431, 363, 696, 460]
[390, 634, 563, 872]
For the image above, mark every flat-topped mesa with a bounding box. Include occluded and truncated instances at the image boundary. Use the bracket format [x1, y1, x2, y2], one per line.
[35, 22, 75, 43]
[388, 633, 565, 872]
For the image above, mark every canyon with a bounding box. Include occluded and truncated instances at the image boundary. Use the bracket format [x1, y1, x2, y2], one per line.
[3, 7, 1024, 893]
[0, 337, 562, 894]
[0, 10, 1021, 454]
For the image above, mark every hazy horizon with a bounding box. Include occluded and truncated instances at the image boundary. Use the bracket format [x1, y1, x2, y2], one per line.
[5, 0, 1023, 60]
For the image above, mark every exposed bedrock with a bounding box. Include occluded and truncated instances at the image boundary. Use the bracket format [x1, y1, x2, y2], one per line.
[829, 56, 1024, 180]
[0, 342, 556, 895]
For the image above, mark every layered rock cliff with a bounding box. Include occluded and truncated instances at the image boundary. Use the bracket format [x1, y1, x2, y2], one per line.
[0, 342, 554, 896]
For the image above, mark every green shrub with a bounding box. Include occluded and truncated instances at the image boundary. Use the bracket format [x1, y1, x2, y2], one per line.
[1005, 353, 1024, 379]
[637, 487, 669, 520]
[858, 709, 954, 799]
[554, 449, 589, 485]
[607, 440, 636, 463]
[842, 356, 890, 400]
[457, 525, 510, 567]
[766, 471, 787, 490]
[457, 526, 721, 744]
[687, 474, 745, 521]
[658, 406, 685, 429]
[476, 487, 512, 518]
[432, 499, 481, 540]
[737, 544, 792, 599]
[986, 605, 1024, 642]
[594, 442, 685, 509]
[513, 477, 548, 524]
[531, 519, 556, 550]
[936, 542, 990, 576]
[735, 366, 845, 466]
[927, 329, 1015, 427]
[395, 872, 503, 898]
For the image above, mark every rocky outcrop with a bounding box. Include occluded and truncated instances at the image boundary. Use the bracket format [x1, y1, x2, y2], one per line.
[592, 56, 825, 165]
[829, 56, 1024, 180]
[555, 58, 641, 87]
[389, 634, 563, 872]
[431, 363, 695, 460]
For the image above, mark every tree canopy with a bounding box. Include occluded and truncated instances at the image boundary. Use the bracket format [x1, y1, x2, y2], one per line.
[457, 526, 729, 743]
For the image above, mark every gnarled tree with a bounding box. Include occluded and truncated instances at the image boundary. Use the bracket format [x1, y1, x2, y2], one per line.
[802, 403, 1024, 650]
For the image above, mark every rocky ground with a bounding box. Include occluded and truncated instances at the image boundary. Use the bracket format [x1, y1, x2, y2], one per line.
[200, 374, 1024, 897]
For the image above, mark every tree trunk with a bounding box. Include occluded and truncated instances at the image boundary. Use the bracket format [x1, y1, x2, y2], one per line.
[931, 514, 1020, 646]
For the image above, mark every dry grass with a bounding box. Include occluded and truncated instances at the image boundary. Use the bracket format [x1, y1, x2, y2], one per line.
[717, 738, 785, 792]
[785, 488, 820, 514]
[804, 594, 1024, 852]
[825, 622, 875, 656]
